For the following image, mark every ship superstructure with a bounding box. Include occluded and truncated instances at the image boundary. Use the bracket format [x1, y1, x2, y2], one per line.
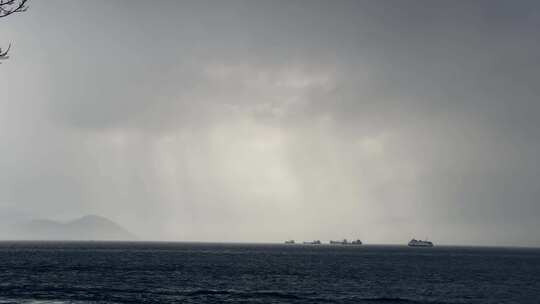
[408, 238, 434, 247]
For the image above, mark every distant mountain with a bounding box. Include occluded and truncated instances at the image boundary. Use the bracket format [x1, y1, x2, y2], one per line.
[11, 215, 136, 241]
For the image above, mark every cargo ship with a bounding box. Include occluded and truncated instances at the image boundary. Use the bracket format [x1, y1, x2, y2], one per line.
[408, 238, 434, 247]
[329, 239, 362, 245]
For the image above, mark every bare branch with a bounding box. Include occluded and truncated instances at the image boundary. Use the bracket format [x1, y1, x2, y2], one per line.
[0, 43, 11, 56]
[0, 0, 28, 18]
[0, 0, 28, 62]
[0, 43, 11, 63]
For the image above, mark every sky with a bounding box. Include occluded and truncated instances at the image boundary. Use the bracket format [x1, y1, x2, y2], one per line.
[1, 0, 540, 246]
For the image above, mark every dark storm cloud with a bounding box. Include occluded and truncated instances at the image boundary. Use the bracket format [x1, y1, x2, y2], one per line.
[1, 0, 540, 245]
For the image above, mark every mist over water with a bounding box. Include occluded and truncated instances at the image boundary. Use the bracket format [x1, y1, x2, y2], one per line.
[1, 1, 540, 246]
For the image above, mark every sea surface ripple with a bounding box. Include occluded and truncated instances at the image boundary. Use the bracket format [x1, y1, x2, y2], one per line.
[0, 242, 539, 303]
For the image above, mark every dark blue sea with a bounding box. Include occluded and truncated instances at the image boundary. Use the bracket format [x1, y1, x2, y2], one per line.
[0, 242, 539, 303]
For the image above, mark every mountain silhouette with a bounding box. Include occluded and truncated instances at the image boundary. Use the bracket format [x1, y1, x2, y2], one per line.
[12, 215, 136, 241]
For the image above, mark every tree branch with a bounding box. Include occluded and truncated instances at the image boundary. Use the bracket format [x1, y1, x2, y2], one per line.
[0, 0, 28, 62]
[0, 0, 28, 18]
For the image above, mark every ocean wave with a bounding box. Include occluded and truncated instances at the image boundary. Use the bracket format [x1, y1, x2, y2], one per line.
[0, 299, 86, 304]
[0, 292, 466, 304]
[354, 297, 423, 303]
[183, 289, 305, 300]
[179, 290, 452, 304]
[345, 296, 462, 304]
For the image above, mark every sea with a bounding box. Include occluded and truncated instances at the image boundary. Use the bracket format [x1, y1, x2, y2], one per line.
[0, 242, 539, 303]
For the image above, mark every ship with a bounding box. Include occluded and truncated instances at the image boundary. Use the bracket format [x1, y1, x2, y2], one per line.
[408, 238, 434, 247]
[303, 240, 321, 245]
[329, 239, 349, 245]
[284, 240, 295, 244]
[329, 239, 363, 245]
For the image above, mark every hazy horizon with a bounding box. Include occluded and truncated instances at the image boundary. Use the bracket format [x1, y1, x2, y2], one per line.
[2, 0, 540, 247]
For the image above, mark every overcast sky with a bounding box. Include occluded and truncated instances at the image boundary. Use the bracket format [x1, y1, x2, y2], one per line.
[1, 0, 539, 246]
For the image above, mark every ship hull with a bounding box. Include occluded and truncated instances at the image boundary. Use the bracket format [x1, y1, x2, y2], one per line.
[408, 243, 433, 247]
